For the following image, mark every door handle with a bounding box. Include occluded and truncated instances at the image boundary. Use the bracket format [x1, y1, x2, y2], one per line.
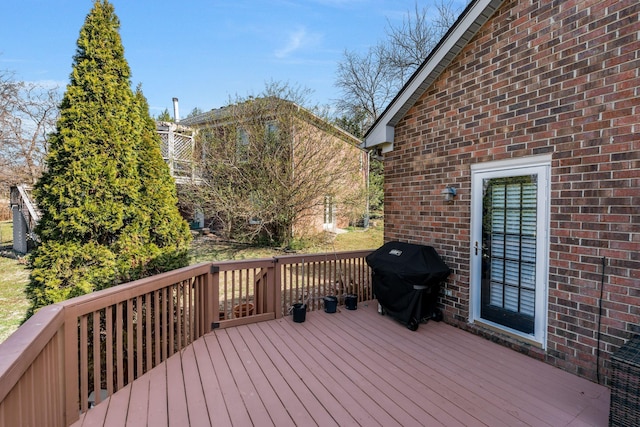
[474, 241, 479, 256]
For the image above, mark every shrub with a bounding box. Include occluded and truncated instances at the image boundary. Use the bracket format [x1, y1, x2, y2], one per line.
[27, 0, 191, 316]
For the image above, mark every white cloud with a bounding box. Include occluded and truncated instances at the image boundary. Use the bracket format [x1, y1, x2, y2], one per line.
[274, 26, 322, 59]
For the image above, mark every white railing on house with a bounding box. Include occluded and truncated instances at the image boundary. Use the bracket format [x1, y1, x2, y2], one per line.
[156, 121, 199, 184]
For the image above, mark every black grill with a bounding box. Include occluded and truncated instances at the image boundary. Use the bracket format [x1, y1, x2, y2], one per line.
[366, 241, 451, 331]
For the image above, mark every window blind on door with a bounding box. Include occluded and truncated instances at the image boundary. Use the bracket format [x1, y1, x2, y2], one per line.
[489, 178, 537, 316]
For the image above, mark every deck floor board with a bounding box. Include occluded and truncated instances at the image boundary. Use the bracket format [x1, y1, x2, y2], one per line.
[312, 307, 493, 427]
[350, 308, 574, 426]
[125, 371, 150, 427]
[166, 346, 190, 427]
[146, 360, 168, 427]
[202, 333, 254, 427]
[235, 325, 316, 426]
[191, 338, 232, 427]
[250, 321, 343, 426]
[261, 319, 383, 426]
[339, 305, 534, 426]
[302, 309, 447, 426]
[181, 344, 212, 427]
[71, 302, 610, 427]
[226, 327, 295, 427]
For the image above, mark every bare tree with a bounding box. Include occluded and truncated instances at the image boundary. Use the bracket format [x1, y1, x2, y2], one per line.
[384, 1, 460, 85]
[0, 70, 21, 173]
[335, 45, 395, 129]
[180, 84, 366, 246]
[334, 0, 464, 126]
[0, 70, 19, 123]
[0, 72, 60, 187]
[262, 79, 315, 108]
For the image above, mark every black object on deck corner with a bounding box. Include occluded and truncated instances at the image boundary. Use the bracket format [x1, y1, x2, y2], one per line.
[366, 241, 450, 331]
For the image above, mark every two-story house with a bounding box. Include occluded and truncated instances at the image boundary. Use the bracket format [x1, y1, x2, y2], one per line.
[179, 97, 368, 245]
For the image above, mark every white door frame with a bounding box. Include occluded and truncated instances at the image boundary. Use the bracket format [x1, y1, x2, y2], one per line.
[470, 154, 551, 348]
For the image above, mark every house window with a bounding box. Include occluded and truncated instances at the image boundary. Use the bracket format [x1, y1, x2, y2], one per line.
[323, 195, 334, 230]
[237, 127, 249, 161]
[482, 176, 537, 332]
[237, 127, 249, 146]
[265, 121, 278, 138]
[248, 191, 262, 225]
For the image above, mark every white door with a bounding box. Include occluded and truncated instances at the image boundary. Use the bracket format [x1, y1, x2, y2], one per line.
[470, 156, 550, 346]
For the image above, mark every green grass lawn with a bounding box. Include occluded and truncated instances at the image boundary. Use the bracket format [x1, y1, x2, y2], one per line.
[0, 220, 12, 246]
[0, 222, 383, 343]
[0, 256, 30, 343]
[190, 224, 383, 263]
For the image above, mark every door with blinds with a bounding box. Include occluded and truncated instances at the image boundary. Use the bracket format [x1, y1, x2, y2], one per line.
[470, 159, 550, 345]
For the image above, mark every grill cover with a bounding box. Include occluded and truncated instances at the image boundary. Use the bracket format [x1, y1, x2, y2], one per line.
[366, 241, 450, 328]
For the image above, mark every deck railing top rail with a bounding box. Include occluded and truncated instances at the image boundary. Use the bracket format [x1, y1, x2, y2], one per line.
[0, 304, 63, 404]
[61, 262, 212, 316]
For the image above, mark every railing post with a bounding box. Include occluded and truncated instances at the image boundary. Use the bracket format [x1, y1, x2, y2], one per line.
[168, 125, 175, 177]
[55, 324, 66, 426]
[255, 269, 263, 315]
[201, 268, 210, 334]
[272, 258, 282, 318]
[210, 265, 220, 329]
[190, 129, 196, 181]
[63, 307, 79, 426]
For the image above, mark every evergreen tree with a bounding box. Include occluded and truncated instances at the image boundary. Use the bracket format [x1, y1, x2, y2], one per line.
[129, 86, 191, 276]
[26, 0, 191, 316]
[156, 108, 172, 122]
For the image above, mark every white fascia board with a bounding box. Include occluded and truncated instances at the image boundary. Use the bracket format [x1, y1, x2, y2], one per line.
[363, 0, 504, 152]
[362, 124, 394, 152]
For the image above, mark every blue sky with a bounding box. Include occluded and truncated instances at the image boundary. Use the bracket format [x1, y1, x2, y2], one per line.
[1, 0, 466, 117]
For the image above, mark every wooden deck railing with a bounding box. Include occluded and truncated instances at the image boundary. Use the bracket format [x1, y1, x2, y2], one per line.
[0, 250, 372, 427]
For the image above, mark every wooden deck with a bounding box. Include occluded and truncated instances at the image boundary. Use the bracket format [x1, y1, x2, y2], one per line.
[71, 302, 610, 427]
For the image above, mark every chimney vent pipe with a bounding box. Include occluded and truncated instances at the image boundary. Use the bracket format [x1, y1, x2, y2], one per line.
[172, 97, 180, 123]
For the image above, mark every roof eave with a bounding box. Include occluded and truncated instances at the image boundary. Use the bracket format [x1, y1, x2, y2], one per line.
[180, 99, 361, 146]
[363, 0, 506, 151]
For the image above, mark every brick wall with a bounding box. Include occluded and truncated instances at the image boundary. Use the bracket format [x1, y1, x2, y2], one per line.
[385, 0, 639, 384]
[292, 121, 368, 238]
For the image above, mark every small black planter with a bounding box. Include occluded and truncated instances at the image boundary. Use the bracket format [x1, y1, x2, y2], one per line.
[292, 303, 306, 323]
[344, 294, 358, 310]
[323, 296, 338, 313]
